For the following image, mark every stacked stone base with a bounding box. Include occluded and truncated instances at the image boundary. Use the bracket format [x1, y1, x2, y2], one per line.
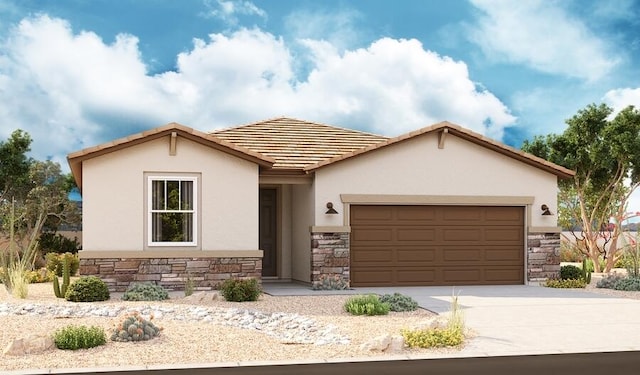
[79, 257, 262, 292]
[311, 232, 350, 288]
[527, 232, 561, 281]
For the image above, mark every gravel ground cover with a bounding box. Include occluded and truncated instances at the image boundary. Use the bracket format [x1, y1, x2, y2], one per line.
[0, 282, 440, 372]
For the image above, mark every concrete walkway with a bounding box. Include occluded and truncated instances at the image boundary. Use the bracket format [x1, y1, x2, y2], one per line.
[263, 283, 640, 356]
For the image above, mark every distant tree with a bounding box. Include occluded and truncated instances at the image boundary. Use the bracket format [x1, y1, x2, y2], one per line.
[0, 129, 33, 202]
[522, 104, 640, 272]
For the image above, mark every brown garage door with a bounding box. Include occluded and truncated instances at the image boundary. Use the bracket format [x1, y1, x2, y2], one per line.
[350, 205, 524, 287]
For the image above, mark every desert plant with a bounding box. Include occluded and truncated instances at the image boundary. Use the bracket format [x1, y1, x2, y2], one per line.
[0, 199, 39, 297]
[184, 273, 195, 297]
[344, 294, 390, 316]
[53, 325, 106, 350]
[613, 277, 640, 291]
[219, 278, 262, 302]
[65, 276, 110, 302]
[52, 254, 71, 298]
[111, 311, 162, 342]
[402, 293, 465, 348]
[621, 232, 640, 278]
[560, 265, 582, 280]
[312, 274, 349, 290]
[45, 252, 79, 277]
[379, 292, 419, 312]
[544, 278, 587, 288]
[596, 272, 625, 289]
[122, 282, 169, 301]
[27, 267, 55, 283]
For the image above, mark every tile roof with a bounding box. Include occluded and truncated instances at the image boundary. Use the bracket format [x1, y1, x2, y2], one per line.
[304, 121, 576, 179]
[211, 117, 389, 170]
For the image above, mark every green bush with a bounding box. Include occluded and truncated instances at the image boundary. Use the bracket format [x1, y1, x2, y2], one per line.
[613, 277, 640, 291]
[344, 294, 390, 316]
[219, 278, 262, 302]
[122, 282, 169, 301]
[65, 276, 110, 302]
[379, 292, 419, 312]
[544, 278, 587, 288]
[39, 232, 80, 254]
[560, 265, 583, 280]
[402, 294, 464, 348]
[597, 273, 625, 289]
[111, 311, 162, 342]
[45, 252, 79, 277]
[53, 325, 106, 350]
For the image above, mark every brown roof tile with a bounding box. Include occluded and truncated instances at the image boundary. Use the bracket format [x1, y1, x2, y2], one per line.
[211, 117, 389, 170]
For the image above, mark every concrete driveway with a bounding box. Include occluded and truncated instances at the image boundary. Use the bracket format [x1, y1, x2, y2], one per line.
[264, 283, 640, 356]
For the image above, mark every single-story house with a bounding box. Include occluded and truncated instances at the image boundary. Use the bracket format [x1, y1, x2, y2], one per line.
[68, 117, 574, 291]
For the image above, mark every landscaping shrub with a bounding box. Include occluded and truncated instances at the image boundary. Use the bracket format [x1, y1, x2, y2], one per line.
[27, 267, 55, 283]
[111, 311, 162, 342]
[596, 273, 625, 289]
[219, 278, 262, 302]
[402, 294, 464, 348]
[54, 325, 106, 350]
[560, 265, 583, 280]
[312, 274, 349, 290]
[344, 294, 390, 316]
[122, 282, 169, 301]
[379, 292, 419, 312]
[65, 276, 110, 302]
[544, 278, 587, 288]
[613, 277, 640, 291]
[560, 242, 583, 262]
[39, 232, 80, 255]
[45, 252, 79, 277]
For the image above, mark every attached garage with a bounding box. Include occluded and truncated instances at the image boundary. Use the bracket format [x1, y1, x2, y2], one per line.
[350, 205, 525, 287]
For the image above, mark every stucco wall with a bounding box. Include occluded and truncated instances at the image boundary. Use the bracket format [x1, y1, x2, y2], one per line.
[82, 135, 259, 251]
[291, 183, 314, 282]
[314, 133, 559, 228]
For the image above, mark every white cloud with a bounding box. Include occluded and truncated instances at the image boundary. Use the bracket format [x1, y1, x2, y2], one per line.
[468, 0, 620, 81]
[603, 87, 640, 113]
[284, 8, 364, 52]
[201, 0, 267, 25]
[0, 14, 516, 169]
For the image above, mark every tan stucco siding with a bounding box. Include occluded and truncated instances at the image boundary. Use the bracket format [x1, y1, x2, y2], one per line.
[82, 135, 259, 252]
[291, 183, 314, 282]
[314, 133, 558, 228]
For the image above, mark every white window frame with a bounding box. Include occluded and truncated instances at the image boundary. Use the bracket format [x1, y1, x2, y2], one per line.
[147, 175, 198, 247]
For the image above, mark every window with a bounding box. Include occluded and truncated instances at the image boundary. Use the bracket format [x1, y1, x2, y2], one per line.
[148, 176, 197, 246]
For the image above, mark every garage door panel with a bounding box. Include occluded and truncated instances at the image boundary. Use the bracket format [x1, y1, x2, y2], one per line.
[397, 228, 436, 241]
[443, 228, 482, 241]
[352, 228, 393, 241]
[397, 269, 436, 283]
[485, 228, 523, 241]
[351, 205, 524, 286]
[351, 249, 393, 262]
[396, 248, 436, 262]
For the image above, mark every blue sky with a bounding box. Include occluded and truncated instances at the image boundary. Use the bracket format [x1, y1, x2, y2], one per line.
[1, 0, 640, 211]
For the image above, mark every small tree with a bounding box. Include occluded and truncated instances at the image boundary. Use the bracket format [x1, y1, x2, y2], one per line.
[522, 104, 640, 272]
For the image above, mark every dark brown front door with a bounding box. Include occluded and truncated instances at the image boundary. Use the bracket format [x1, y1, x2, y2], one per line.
[259, 188, 277, 277]
[350, 205, 524, 287]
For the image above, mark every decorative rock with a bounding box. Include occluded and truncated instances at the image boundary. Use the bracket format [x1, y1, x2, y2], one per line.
[387, 335, 405, 353]
[3, 335, 55, 356]
[360, 334, 392, 351]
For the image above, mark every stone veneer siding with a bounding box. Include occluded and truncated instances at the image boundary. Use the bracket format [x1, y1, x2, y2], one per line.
[311, 232, 350, 288]
[79, 257, 262, 292]
[527, 232, 561, 281]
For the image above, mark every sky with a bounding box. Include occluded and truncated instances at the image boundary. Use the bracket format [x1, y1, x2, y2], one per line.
[1, 0, 640, 214]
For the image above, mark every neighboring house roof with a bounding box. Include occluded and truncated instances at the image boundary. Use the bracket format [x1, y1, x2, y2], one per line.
[211, 117, 389, 171]
[304, 121, 576, 179]
[67, 122, 275, 190]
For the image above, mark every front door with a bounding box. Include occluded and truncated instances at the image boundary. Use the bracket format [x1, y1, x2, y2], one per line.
[259, 188, 277, 277]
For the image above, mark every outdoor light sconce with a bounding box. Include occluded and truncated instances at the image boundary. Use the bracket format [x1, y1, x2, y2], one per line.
[325, 202, 338, 214]
[541, 204, 553, 216]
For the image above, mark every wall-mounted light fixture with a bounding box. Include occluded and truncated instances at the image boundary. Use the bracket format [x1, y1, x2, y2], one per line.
[541, 204, 553, 216]
[325, 202, 338, 214]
